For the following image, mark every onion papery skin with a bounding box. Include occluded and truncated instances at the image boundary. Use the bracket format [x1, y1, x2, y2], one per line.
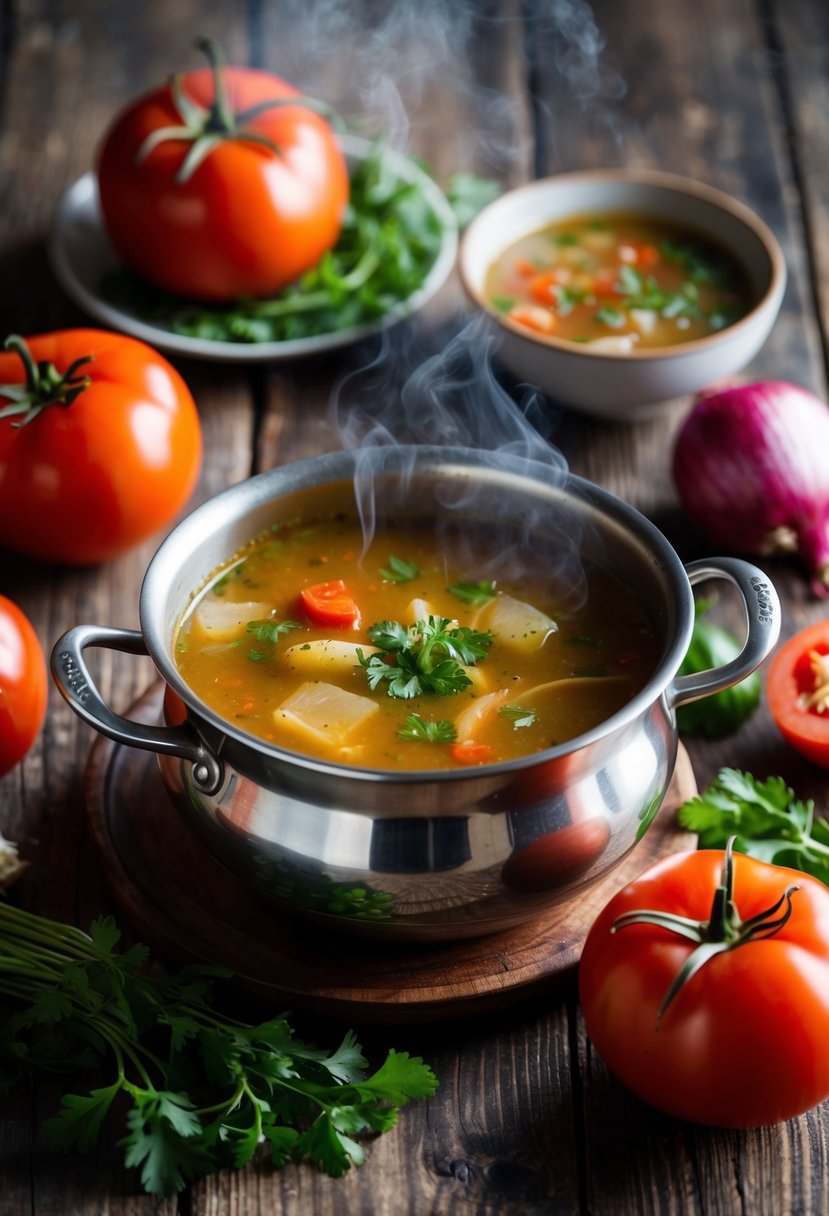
[673, 381, 829, 598]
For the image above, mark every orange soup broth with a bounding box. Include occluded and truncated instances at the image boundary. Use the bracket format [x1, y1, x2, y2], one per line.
[174, 514, 659, 771]
[485, 211, 752, 349]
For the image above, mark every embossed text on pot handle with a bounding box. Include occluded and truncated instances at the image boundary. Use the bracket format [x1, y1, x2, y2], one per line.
[51, 624, 224, 794]
[668, 557, 781, 710]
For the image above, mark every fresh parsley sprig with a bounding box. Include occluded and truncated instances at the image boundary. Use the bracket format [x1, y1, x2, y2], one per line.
[246, 616, 301, 662]
[0, 903, 437, 1198]
[677, 768, 829, 885]
[358, 615, 492, 699]
[397, 713, 457, 743]
[499, 705, 537, 730]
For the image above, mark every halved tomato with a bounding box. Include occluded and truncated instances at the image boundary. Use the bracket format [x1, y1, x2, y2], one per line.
[766, 620, 829, 767]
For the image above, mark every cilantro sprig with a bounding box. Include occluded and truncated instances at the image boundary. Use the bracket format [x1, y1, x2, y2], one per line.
[0, 904, 437, 1197]
[677, 768, 829, 884]
[358, 615, 492, 699]
[499, 704, 537, 730]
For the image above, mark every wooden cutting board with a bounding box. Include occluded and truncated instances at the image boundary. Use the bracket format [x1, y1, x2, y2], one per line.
[85, 683, 697, 1023]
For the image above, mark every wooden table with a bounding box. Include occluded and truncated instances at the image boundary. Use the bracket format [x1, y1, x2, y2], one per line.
[2, 1, 829, 1212]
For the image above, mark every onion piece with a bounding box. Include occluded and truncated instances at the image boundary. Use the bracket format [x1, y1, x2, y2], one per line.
[673, 381, 829, 598]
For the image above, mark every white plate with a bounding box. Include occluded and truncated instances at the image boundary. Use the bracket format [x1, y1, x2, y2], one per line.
[48, 135, 459, 363]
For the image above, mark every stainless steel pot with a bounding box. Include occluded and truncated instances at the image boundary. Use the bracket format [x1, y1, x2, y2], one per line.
[51, 447, 781, 940]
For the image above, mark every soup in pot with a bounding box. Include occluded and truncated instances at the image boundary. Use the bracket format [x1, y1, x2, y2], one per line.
[173, 510, 660, 770]
[485, 211, 752, 351]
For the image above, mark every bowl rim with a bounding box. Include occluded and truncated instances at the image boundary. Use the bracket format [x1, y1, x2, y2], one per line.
[140, 445, 695, 784]
[457, 167, 787, 363]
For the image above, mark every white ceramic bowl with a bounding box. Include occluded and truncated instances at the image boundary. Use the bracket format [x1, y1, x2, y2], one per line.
[458, 169, 786, 422]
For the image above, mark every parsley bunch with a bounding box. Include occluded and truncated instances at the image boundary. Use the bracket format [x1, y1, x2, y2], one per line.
[677, 767, 829, 884]
[359, 615, 492, 699]
[0, 903, 437, 1198]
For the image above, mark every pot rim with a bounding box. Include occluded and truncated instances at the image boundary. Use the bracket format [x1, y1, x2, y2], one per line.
[140, 445, 694, 783]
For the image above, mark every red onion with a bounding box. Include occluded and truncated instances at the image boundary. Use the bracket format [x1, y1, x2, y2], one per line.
[673, 381, 829, 598]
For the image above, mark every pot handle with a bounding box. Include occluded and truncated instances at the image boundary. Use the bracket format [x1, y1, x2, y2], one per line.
[668, 557, 781, 710]
[51, 624, 224, 795]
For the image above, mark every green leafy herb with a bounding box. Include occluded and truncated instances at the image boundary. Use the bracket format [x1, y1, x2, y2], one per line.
[0, 904, 436, 1196]
[490, 294, 515, 313]
[594, 305, 626, 328]
[246, 616, 301, 662]
[100, 145, 454, 345]
[447, 579, 496, 605]
[499, 705, 537, 729]
[676, 599, 760, 738]
[379, 555, 420, 584]
[613, 263, 703, 320]
[554, 286, 586, 316]
[359, 615, 492, 700]
[677, 768, 829, 885]
[398, 713, 457, 743]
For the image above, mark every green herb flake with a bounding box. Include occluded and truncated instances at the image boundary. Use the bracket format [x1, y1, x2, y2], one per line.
[397, 713, 457, 743]
[490, 295, 516, 314]
[499, 705, 537, 729]
[594, 306, 626, 329]
[447, 579, 496, 605]
[380, 555, 421, 584]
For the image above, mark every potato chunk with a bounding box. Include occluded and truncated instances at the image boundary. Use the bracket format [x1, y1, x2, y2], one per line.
[474, 593, 557, 654]
[274, 681, 380, 752]
[189, 601, 273, 645]
[283, 639, 379, 677]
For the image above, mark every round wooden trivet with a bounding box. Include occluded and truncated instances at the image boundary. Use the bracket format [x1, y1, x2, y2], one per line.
[84, 683, 697, 1023]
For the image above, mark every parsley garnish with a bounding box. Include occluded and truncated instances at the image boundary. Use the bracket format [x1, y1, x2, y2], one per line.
[379, 555, 420, 583]
[246, 616, 301, 662]
[447, 579, 496, 605]
[398, 713, 457, 743]
[359, 615, 492, 699]
[594, 305, 626, 328]
[499, 705, 537, 729]
[677, 768, 829, 885]
[0, 904, 437, 1197]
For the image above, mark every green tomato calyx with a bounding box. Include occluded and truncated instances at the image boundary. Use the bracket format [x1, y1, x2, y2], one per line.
[0, 336, 93, 427]
[134, 37, 337, 184]
[610, 838, 799, 1022]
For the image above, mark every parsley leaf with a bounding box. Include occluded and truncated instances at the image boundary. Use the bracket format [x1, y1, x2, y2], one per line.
[677, 768, 829, 884]
[398, 714, 457, 743]
[499, 705, 537, 729]
[379, 555, 420, 583]
[246, 615, 301, 662]
[447, 579, 496, 605]
[359, 615, 492, 699]
[0, 902, 438, 1198]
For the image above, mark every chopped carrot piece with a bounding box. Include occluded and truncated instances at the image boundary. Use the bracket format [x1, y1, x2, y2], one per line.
[515, 258, 538, 278]
[528, 268, 571, 305]
[449, 740, 494, 766]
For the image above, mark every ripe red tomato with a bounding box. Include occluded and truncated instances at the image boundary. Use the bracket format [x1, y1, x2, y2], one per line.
[0, 330, 201, 564]
[0, 596, 48, 777]
[96, 40, 349, 301]
[299, 580, 361, 629]
[579, 847, 829, 1127]
[766, 620, 829, 767]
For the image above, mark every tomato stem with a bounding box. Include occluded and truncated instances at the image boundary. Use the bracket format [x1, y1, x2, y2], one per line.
[611, 838, 800, 1021]
[133, 37, 339, 184]
[0, 335, 93, 427]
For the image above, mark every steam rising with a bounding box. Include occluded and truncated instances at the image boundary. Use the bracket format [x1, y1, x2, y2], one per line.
[330, 319, 589, 608]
